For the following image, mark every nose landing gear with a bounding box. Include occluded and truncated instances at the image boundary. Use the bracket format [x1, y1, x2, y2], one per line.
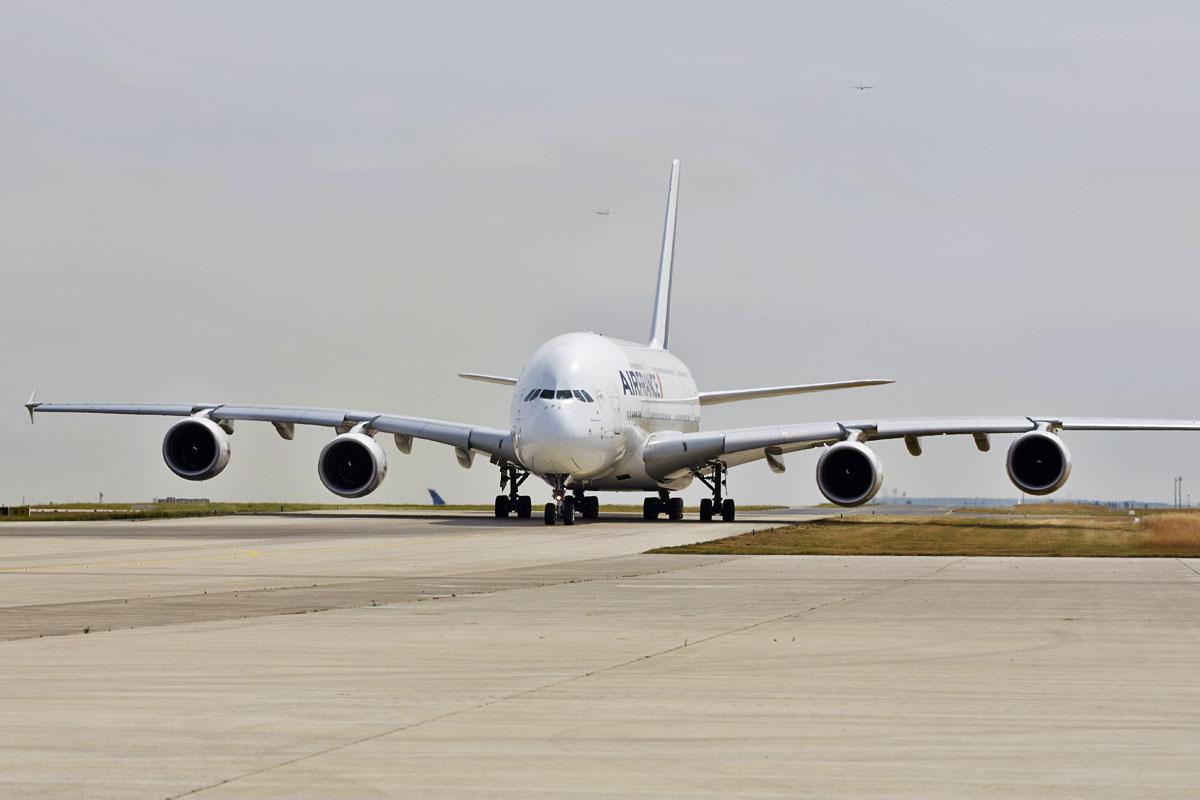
[494, 463, 532, 519]
[543, 476, 577, 526]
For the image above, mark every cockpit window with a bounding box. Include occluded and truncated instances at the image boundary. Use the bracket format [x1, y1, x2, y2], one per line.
[529, 388, 594, 401]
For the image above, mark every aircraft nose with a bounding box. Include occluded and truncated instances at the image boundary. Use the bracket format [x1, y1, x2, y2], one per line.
[517, 404, 612, 476]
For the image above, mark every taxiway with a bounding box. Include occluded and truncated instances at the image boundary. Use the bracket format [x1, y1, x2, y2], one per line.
[2, 512, 1199, 798]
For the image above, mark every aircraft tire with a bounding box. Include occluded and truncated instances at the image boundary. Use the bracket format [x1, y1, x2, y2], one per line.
[544, 502, 556, 525]
[721, 499, 736, 522]
[494, 495, 510, 518]
[699, 498, 713, 522]
[562, 496, 575, 526]
[516, 495, 532, 518]
[585, 496, 600, 518]
[668, 497, 684, 521]
[643, 498, 659, 520]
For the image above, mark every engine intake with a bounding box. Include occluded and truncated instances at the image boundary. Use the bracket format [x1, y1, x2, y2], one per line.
[1006, 430, 1071, 495]
[318, 432, 387, 498]
[162, 417, 231, 480]
[816, 441, 883, 507]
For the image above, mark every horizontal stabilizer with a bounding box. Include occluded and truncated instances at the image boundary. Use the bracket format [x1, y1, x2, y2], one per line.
[698, 379, 893, 407]
[457, 373, 518, 387]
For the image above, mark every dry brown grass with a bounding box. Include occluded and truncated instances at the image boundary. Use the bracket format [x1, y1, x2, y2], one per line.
[952, 502, 1127, 516]
[650, 510, 1200, 557]
[1138, 513, 1200, 553]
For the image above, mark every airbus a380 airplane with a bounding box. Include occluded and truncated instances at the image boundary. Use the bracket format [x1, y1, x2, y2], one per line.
[26, 161, 1200, 525]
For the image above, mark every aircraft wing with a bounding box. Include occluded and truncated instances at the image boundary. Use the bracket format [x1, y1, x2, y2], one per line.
[642, 416, 1200, 478]
[25, 399, 517, 462]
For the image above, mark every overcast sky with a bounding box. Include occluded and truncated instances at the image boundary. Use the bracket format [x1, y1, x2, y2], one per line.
[3, 1, 1199, 507]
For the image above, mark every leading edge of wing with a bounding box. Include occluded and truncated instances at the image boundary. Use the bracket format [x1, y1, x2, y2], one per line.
[643, 416, 1200, 477]
[26, 401, 515, 460]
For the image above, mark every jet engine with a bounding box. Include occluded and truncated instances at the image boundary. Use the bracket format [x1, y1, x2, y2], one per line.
[162, 417, 231, 480]
[318, 431, 387, 498]
[816, 441, 883, 507]
[1006, 430, 1071, 495]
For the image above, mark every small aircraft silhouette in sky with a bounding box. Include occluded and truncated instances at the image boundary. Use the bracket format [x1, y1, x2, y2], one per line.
[595, 210, 610, 216]
[853, 84, 876, 90]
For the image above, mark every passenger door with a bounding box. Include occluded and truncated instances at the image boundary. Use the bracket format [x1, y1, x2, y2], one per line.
[594, 389, 622, 439]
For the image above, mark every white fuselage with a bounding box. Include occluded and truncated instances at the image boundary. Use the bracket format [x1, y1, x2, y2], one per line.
[511, 332, 699, 491]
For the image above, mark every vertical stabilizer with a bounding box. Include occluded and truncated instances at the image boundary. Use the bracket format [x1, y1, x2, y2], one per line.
[648, 159, 680, 349]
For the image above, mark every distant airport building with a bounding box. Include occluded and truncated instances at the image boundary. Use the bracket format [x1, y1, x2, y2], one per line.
[154, 497, 211, 504]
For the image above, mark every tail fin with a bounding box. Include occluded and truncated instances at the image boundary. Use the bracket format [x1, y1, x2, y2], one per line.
[648, 159, 680, 349]
[427, 488, 446, 506]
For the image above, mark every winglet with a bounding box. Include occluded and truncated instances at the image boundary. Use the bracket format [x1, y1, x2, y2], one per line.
[25, 388, 39, 424]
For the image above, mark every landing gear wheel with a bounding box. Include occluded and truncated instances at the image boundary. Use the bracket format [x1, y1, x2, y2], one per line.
[721, 498, 736, 522]
[562, 496, 576, 526]
[668, 497, 684, 521]
[573, 492, 597, 520]
[544, 502, 556, 526]
[499, 463, 531, 520]
[643, 498, 660, 520]
[693, 462, 734, 523]
[494, 495, 511, 518]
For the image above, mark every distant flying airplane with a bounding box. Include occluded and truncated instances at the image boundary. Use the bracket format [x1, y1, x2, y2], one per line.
[595, 210, 610, 216]
[427, 488, 446, 506]
[853, 84, 876, 90]
[25, 161, 1200, 526]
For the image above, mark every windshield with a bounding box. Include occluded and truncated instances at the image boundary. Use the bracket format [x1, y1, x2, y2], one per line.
[525, 389, 595, 402]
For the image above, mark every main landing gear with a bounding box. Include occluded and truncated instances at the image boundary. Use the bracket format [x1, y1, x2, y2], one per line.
[494, 463, 532, 519]
[645, 465, 735, 522]
[542, 477, 600, 526]
[695, 462, 736, 522]
[573, 489, 600, 520]
[643, 489, 684, 521]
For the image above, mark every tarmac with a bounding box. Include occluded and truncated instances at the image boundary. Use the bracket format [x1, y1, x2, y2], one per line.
[2, 511, 1200, 798]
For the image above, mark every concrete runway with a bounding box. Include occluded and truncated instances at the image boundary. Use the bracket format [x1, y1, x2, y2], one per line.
[2, 512, 1200, 798]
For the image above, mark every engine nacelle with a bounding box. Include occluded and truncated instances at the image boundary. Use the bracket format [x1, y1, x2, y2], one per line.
[1006, 430, 1071, 495]
[162, 417, 231, 480]
[318, 432, 387, 498]
[816, 441, 884, 507]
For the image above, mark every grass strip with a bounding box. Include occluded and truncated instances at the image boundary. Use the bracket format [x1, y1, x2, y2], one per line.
[650, 510, 1200, 558]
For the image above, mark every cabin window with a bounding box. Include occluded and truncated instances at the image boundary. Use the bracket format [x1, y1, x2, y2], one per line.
[539, 389, 555, 399]
[524, 389, 539, 401]
[580, 390, 595, 402]
[572, 390, 586, 401]
[556, 389, 573, 399]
